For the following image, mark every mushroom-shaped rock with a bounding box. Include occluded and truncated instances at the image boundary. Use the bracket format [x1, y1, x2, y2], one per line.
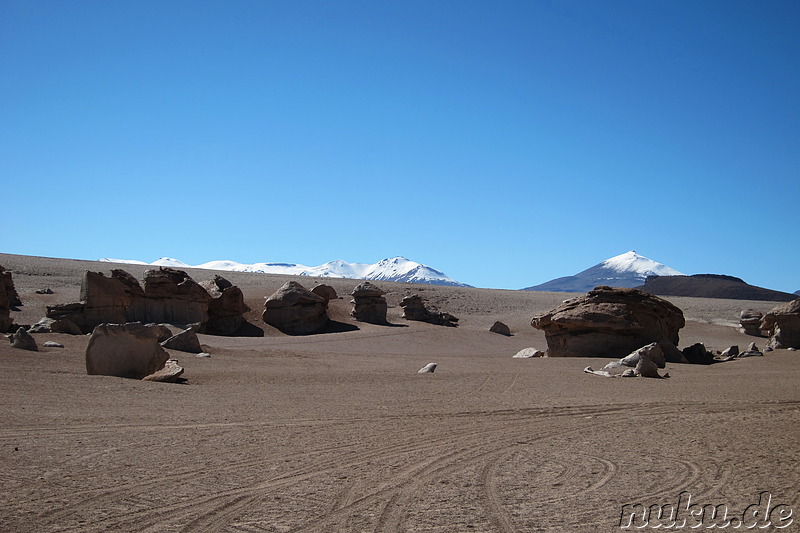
[11, 327, 38, 351]
[489, 321, 511, 336]
[761, 298, 800, 349]
[262, 281, 329, 335]
[399, 295, 459, 327]
[350, 282, 388, 325]
[531, 286, 685, 359]
[200, 275, 250, 335]
[85, 323, 170, 379]
[311, 284, 338, 301]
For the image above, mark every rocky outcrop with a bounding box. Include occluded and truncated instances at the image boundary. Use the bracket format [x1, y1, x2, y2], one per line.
[0, 265, 20, 333]
[761, 299, 800, 349]
[739, 309, 764, 336]
[350, 282, 388, 325]
[200, 275, 250, 335]
[311, 284, 338, 301]
[85, 323, 170, 379]
[489, 321, 511, 336]
[531, 286, 685, 359]
[11, 327, 38, 351]
[262, 281, 329, 335]
[399, 295, 459, 327]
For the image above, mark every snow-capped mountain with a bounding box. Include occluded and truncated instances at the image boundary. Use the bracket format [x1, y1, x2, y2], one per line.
[523, 251, 683, 292]
[99, 256, 470, 287]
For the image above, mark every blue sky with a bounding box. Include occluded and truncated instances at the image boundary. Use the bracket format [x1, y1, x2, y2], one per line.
[2, 1, 798, 291]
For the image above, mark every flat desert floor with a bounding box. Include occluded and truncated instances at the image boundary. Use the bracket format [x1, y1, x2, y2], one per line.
[1, 253, 798, 532]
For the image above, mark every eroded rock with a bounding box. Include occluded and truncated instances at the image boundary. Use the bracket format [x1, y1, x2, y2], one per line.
[262, 281, 329, 335]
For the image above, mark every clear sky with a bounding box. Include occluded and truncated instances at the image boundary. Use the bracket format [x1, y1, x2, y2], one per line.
[2, 1, 798, 291]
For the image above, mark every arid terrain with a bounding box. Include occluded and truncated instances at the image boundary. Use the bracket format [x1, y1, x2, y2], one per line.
[1, 253, 798, 532]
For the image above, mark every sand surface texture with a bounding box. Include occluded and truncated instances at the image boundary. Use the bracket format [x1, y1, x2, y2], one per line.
[1, 253, 798, 532]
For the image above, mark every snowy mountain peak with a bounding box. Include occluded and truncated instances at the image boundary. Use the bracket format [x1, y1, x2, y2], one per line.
[599, 251, 683, 277]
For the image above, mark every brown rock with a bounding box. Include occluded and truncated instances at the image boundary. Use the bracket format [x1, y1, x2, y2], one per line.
[350, 282, 388, 325]
[85, 323, 170, 379]
[142, 359, 184, 383]
[489, 321, 511, 336]
[739, 309, 765, 336]
[11, 327, 38, 351]
[311, 284, 338, 301]
[141, 268, 211, 325]
[29, 317, 84, 335]
[262, 281, 329, 334]
[531, 286, 685, 359]
[634, 355, 663, 378]
[399, 295, 459, 327]
[761, 298, 800, 349]
[681, 342, 715, 365]
[200, 275, 250, 335]
[161, 327, 202, 353]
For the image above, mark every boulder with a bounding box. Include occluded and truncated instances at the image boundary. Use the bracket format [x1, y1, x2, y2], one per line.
[142, 359, 184, 383]
[739, 309, 764, 336]
[531, 286, 685, 359]
[311, 284, 338, 301]
[489, 321, 511, 336]
[681, 343, 715, 365]
[0, 265, 20, 333]
[85, 323, 170, 379]
[161, 327, 202, 353]
[634, 355, 663, 378]
[619, 342, 667, 369]
[200, 275, 250, 335]
[513, 348, 545, 358]
[28, 317, 83, 335]
[10, 327, 38, 351]
[761, 298, 800, 349]
[399, 295, 459, 327]
[350, 282, 388, 325]
[262, 281, 329, 334]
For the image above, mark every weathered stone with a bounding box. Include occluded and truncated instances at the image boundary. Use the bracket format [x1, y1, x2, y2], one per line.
[739, 309, 764, 336]
[142, 359, 184, 383]
[681, 343, 715, 365]
[141, 268, 211, 325]
[85, 323, 170, 379]
[350, 282, 388, 325]
[720, 345, 739, 358]
[35, 288, 54, 294]
[761, 298, 800, 349]
[634, 355, 663, 378]
[200, 275, 250, 335]
[399, 295, 458, 327]
[531, 286, 685, 359]
[489, 321, 511, 336]
[11, 327, 37, 351]
[311, 284, 338, 301]
[161, 327, 202, 353]
[262, 281, 329, 335]
[43, 341, 64, 348]
[513, 348, 545, 358]
[28, 317, 83, 335]
[418, 363, 437, 374]
[619, 342, 667, 369]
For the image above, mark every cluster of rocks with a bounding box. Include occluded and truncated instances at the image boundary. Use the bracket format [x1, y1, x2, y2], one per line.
[739, 299, 800, 350]
[399, 295, 459, 327]
[0, 265, 22, 333]
[43, 268, 249, 335]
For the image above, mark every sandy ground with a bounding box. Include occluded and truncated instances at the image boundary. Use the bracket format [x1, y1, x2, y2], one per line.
[1, 253, 798, 532]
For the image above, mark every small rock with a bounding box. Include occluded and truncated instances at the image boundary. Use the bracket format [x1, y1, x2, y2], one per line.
[197, 352, 212, 358]
[11, 328, 38, 351]
[720, 345, 739, 358]
[418, 363, 437, 374]
[489, 321, 511, 336]
[43, 341, 64, 348]
[621, 368, 636, 377]
[142, 359, 184, 383]
[513, 348, 545, 358]
[161, 327, 202, 353]
[789, 347, 796, 351]
[764, 346, 774, 352]
[35, 288, 54, 295]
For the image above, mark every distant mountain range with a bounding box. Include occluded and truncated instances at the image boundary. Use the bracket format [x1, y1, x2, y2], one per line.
[638, 274, 797, 302]
[99, 256, 471, 287]
[523, 251, 683, 292]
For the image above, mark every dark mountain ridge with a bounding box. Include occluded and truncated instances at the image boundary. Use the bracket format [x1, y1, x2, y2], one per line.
[637, 274, 796, 302]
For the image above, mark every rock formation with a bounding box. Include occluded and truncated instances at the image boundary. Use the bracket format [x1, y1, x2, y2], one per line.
[161, 327, 202, 353]
[200, 275, 250, 335]
[262, 281, 329, 334]
[311, 284, 338, 301]
[28, 317, 84, 335]
[10, 327, 38, 351]
[489, 321, 511, 336]
[399, 295, 459, 327]
[739, 309, 764, 336]
[350, 282, 388, 324]
[85, 323, 170, 379]
[140, 268, 211, 325]
[531, 286, 685, 359]
[0, 265, 20, 333]
[761, 298, 800, 349]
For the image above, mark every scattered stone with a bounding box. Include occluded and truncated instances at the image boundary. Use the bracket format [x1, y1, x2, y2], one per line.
[399, 295, 459, 327]
[739, 309, 764, 336]
[311, 284, 338, 301]
[142, 359, 184, 382]
[513, 348, 545, 358]
[583, 366, 614, 377]
[619, 342, 667, 369]
[161, 327, 202, 353]
[720, 345, 739, 358]
[736, 341, 764, 357]
[418, 363, 437, 374]
[681, 343, 715, 365]
[748, 341, 759, 352]
[200, 275, 250, 335]
[11, 327, 38, 351]
[634, 355, 664, 378]
[789, 347, 796, 351]
[196, 352, 212, 358]
[531, 286, 685, 359]
[85, 323, 170, 379]
[262, 281, 329, 335]
[760, 298, 800, 349]
[764, 346, 774, 352]
[621, 368, 636, 377]
[28, 317, 84, 335]
[489, 321, 511, 336]
[35, 288, 54, 295]
[43, 341, 64, 348]
[350, 282, 388, 325]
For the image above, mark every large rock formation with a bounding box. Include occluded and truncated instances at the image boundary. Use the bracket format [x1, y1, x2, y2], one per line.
[200, 275, 250, 335]
[262, 281, 329, 334]
[739, 309, 764, 337]
[85, 323, 171, 379]
[761, 298, 800, 349]
[0, 265, 20, 333]
[46, 268, 247, 335]
[399, 295, 459, 327]
[531, 286, 685, 359]
[350, 282, 388, 324]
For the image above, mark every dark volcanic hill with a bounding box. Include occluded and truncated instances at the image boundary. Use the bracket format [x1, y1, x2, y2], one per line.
[637, 274, 796, 302]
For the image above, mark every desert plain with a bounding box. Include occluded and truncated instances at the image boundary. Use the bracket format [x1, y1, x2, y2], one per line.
[0, 252, 798, 532]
